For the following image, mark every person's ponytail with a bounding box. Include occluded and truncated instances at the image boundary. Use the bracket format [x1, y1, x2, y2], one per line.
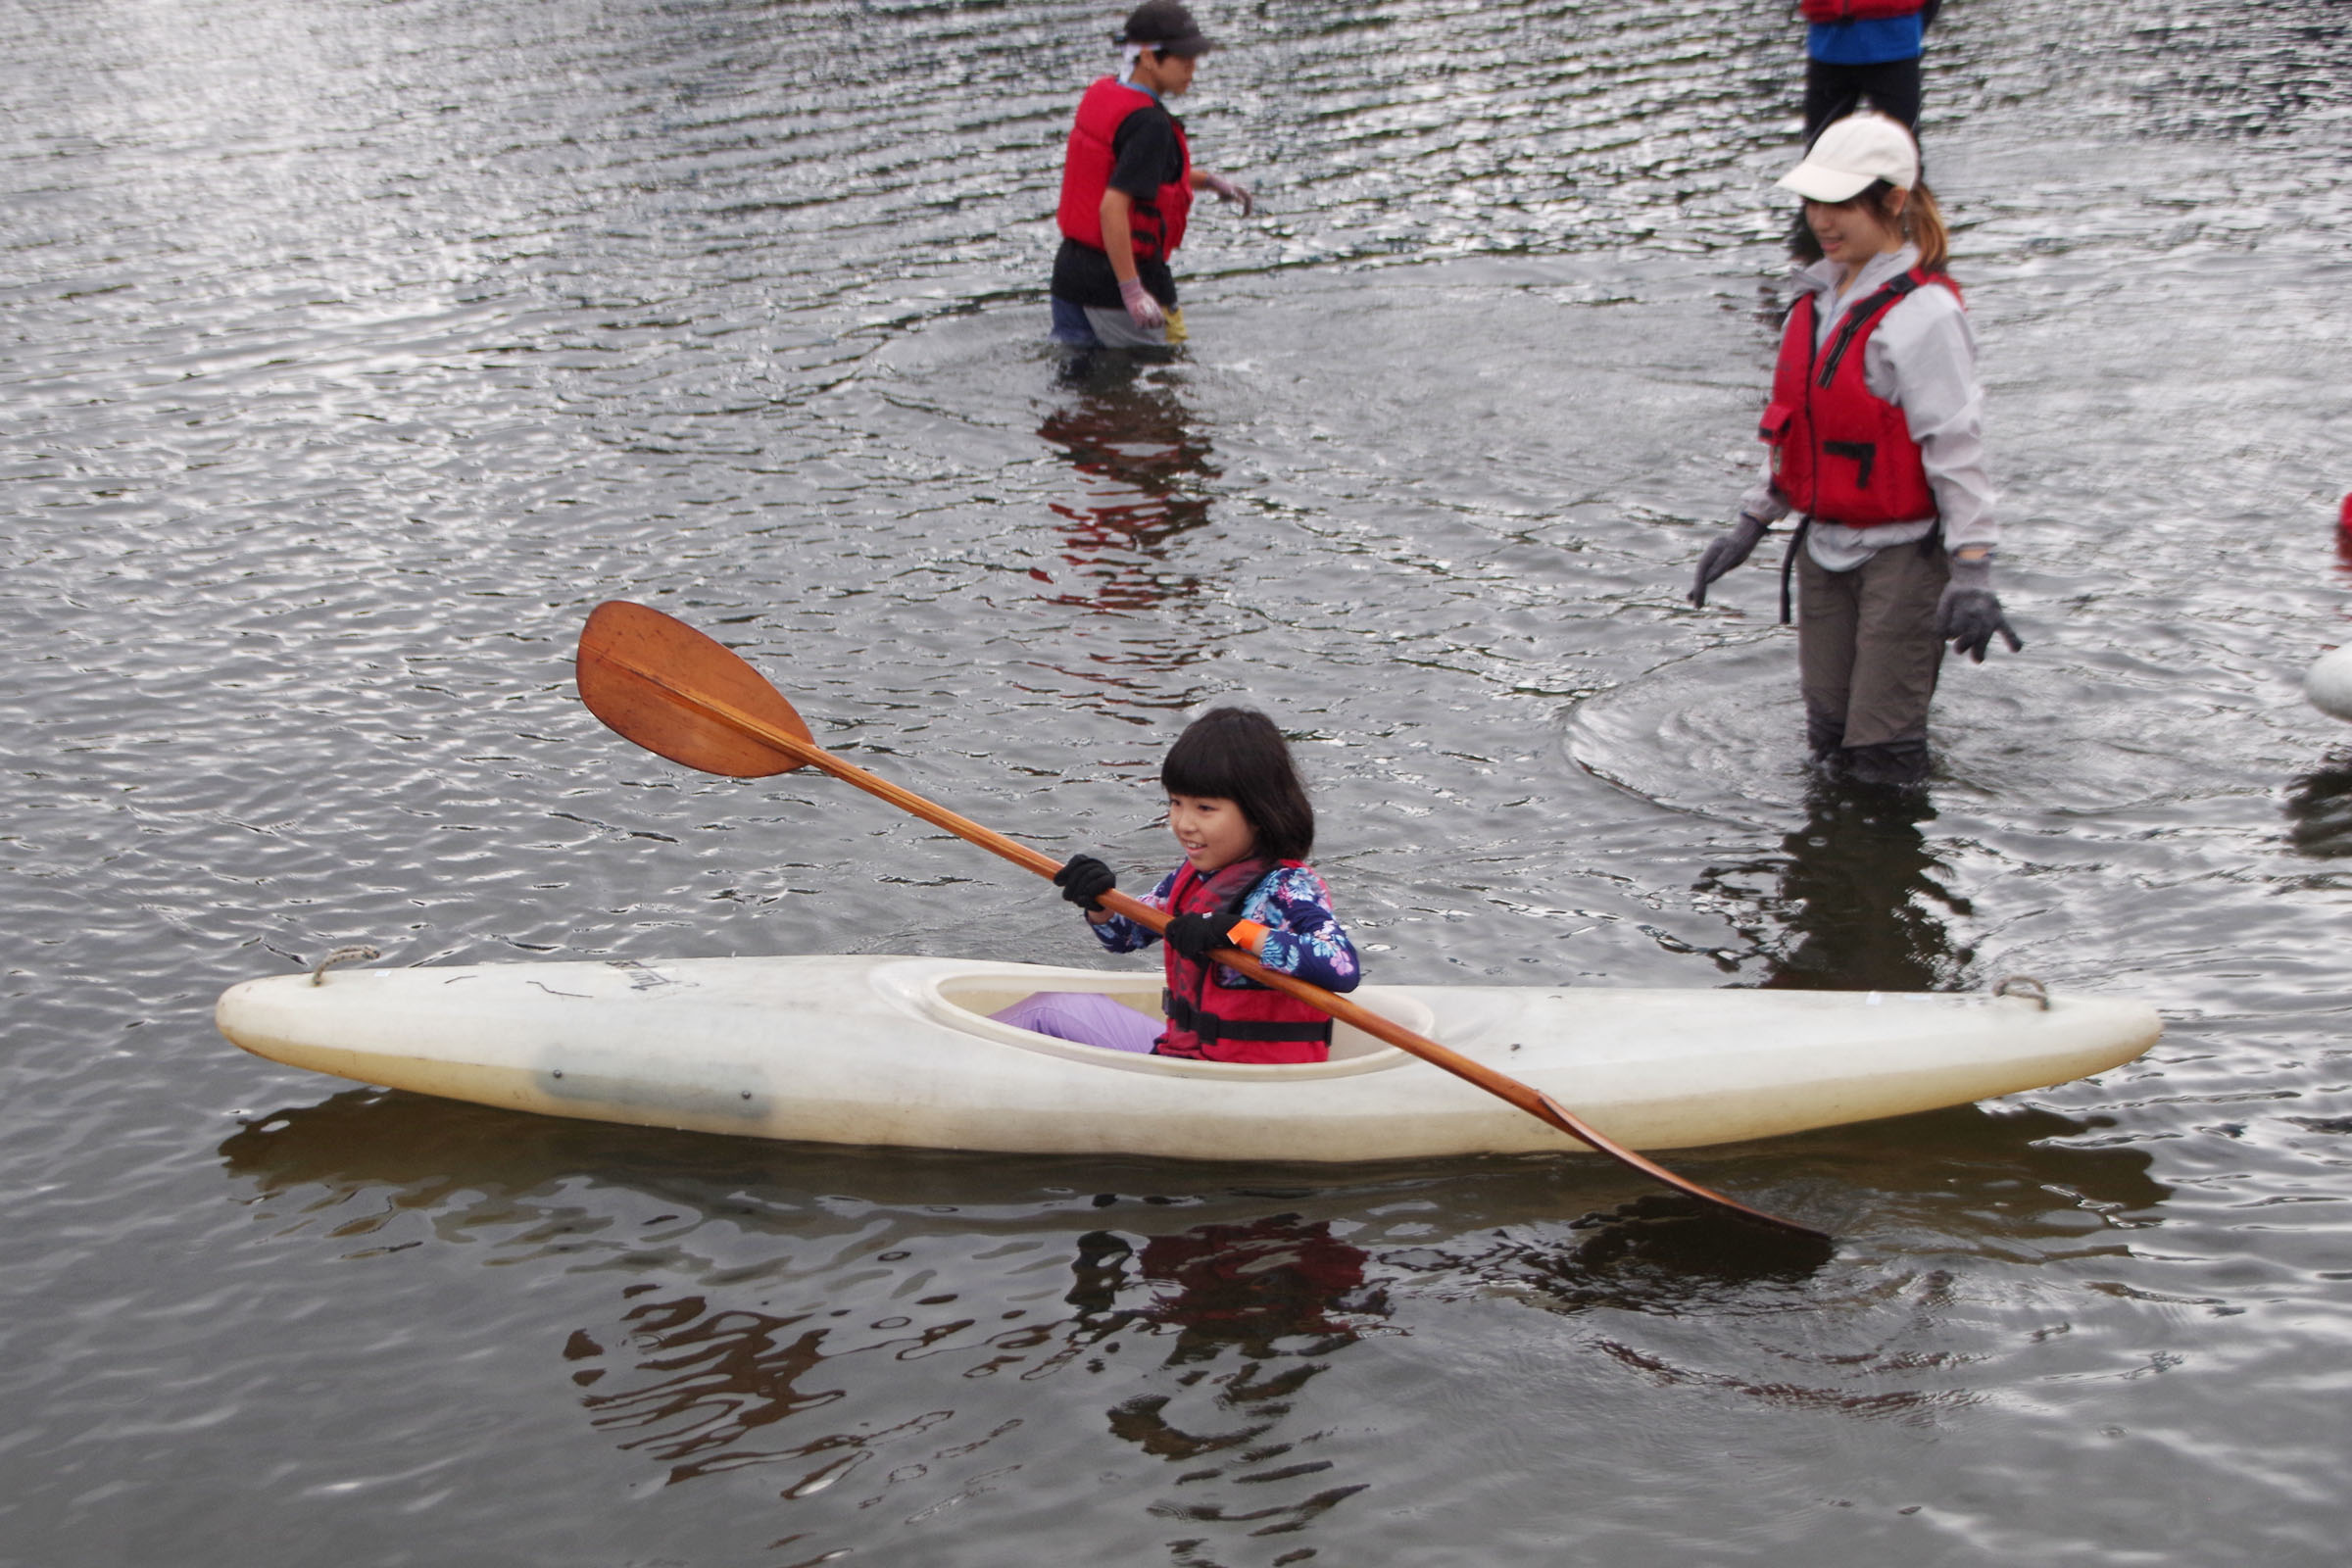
[1806, 179, 1952, 274]
[1894, 180, 1949, 274]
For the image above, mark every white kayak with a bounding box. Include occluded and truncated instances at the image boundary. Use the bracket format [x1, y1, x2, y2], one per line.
[2308, 645, 2352, 722]
[215, 956, 2161, 1163]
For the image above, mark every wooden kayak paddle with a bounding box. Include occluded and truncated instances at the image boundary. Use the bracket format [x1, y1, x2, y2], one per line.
[574, 600, 1828, 1243]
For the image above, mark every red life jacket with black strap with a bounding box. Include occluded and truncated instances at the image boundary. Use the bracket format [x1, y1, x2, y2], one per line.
[1799, 0, 1927, 21]
[1056, 77, 1193, 265]
[1156, 859, 1332, 1065]
[1760, 266, 1960, 528]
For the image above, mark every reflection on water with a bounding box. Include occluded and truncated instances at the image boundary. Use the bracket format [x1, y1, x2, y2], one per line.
[219, 1086, 2171, 1258]
[1695, 780, 1972, 993]
[1037, 361, 1216, 618]
[1079, 1217, 1378, 1536]
[2282, 757, 2352, 858]
[1522, 1199, 1956, 1422]
[550, 1215, 1383, 1510]
[567, 1296, 850, 1490]
[218, 1090, 1402, 1543]
[14, 2, 2352, 1559]
[1388, 1192, 1835, 1317]
[1784, 1102, 2174, 1241]
[201, 1077, 2205, 1559]
[1022, 360, 1223, 719]
[1082, 1214, 1378, 1358]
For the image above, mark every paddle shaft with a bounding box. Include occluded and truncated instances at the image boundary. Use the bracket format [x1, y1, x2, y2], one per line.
[603, 656, 1825, 1241]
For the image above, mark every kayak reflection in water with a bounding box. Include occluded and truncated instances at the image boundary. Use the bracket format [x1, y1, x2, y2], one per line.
[998, 708, 1361, 1062]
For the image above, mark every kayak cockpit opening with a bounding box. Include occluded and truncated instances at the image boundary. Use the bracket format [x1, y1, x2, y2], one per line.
[915, 967, 1428, 1078]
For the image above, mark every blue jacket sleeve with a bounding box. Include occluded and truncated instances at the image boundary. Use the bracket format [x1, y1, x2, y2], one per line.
[1237, 866, 1361, 994]
[1090, 868, 1177, 955]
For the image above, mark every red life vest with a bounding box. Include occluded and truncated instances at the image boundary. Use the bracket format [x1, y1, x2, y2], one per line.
[1156, 860, 1333, 1065]
[1798, 0, 1927, 21]
[1759, 267, 1959, 528]
[1055, 77, 1193, 265]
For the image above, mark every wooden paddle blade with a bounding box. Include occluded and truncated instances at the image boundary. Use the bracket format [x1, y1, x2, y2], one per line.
[576, 601, 814, 778]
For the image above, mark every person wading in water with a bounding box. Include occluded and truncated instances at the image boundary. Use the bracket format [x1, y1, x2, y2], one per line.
[1689, 113, 2020, 788]
[1049, 2, 1254, 352]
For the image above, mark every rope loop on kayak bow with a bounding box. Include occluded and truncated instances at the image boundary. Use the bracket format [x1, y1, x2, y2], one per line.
[1993, 975, 2050, 1010]
[311, 945, 382, 986]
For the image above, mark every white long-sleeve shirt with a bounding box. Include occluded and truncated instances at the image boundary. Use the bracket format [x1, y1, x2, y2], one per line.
[1738, 243, 1998, 569]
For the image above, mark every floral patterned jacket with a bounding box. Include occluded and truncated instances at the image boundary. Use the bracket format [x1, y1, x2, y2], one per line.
[1091, 860, 1362, 993]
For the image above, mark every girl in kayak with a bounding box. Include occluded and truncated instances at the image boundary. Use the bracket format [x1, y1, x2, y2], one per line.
[995, 707, 1360, 1061]
[1687, 112, 2019, 787]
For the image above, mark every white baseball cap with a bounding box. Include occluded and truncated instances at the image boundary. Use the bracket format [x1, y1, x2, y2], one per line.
[1776, 113, 1919, 203]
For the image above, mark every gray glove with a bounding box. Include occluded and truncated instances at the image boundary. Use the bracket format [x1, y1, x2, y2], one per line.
[1936, 553, 2024, 662]
[1688, 512, 1771, 608]
[1199, 171, 1254, 218]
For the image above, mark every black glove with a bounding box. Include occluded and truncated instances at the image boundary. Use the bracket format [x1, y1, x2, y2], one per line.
[1936, 554, 2024, 663]
[1689, 512, 1772, 608]
[1054, 855, 1116, 910]
[1162, 912, 1245, 961]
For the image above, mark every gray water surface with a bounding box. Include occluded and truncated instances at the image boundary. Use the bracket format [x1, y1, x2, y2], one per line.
[6, 2, 2350, 1564]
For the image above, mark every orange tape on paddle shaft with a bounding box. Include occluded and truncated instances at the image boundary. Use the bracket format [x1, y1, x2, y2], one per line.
[1226, 919, 1269, 955]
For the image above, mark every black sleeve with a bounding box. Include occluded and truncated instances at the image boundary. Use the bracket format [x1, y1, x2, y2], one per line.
[1106, 108, 1180, 201]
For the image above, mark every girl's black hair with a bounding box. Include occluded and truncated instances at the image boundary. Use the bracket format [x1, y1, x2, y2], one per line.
[1160, 707, 1315, 862]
